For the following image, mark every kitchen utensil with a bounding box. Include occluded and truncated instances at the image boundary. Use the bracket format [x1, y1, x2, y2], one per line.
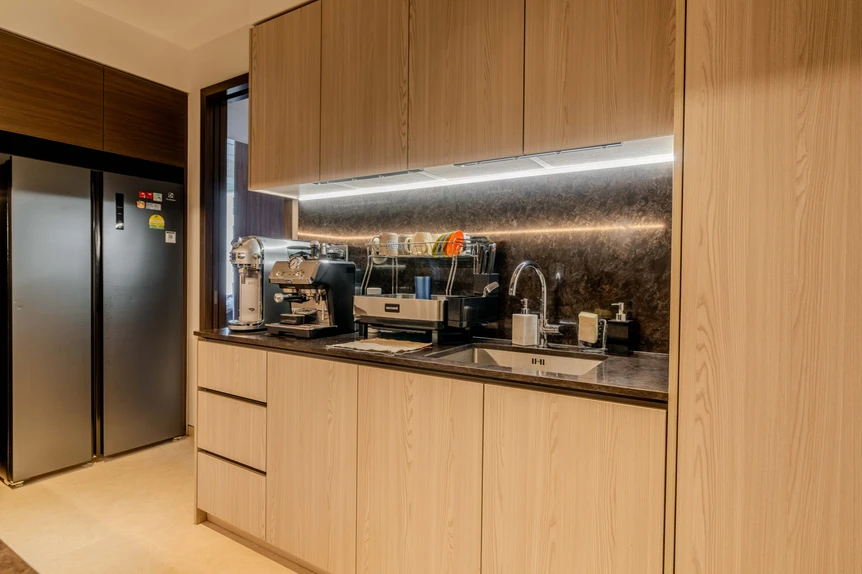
[379, 232, 399, 256]
[415, 276, 432, 300]
[409, 231, 434, 255]
[445, 230, 465, 256]
[487, 243, 497, 272]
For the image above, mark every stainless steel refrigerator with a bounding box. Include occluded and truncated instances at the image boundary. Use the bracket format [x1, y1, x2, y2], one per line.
[1, 156, 185, 485]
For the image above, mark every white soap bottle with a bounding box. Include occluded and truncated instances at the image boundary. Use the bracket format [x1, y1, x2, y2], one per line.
[512, 298, 539, 347]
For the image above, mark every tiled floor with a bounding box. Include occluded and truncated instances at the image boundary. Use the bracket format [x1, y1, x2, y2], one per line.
[0, 438, 294, 573]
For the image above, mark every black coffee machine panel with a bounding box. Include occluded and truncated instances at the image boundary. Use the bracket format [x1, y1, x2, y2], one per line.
[266, 257, 356, 338]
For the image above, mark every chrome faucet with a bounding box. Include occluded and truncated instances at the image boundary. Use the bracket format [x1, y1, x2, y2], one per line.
[508, 260, 560, 347]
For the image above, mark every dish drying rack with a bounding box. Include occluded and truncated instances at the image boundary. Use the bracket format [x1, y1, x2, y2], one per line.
[360, 239, 487, 296]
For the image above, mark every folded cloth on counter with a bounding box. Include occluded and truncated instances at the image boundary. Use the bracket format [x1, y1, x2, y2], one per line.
[328, 339, 431, 354]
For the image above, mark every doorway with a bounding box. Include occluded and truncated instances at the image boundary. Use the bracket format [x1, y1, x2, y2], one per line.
[199, 75, 296, 330]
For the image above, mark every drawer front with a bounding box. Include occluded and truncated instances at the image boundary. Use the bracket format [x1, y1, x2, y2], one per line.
[198, 340, 267, 402]
[197, 452, 266, 540]
[197, 391, 267, 471]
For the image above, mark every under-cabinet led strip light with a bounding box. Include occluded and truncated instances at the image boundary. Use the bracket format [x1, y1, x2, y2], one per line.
[298, 153, 674, 202]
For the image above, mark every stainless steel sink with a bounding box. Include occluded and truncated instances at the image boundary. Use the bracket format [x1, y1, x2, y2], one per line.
[430, 345, 605, 377]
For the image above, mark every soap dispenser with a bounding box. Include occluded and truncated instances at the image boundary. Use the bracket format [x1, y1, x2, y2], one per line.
[607, 302, 639, 355]
[512, 298, 539, 347]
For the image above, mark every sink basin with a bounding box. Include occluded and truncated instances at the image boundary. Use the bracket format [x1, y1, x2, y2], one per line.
[431, 345, 605, 377]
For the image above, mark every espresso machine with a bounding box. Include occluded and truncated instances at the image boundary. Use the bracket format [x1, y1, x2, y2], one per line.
[267, 257, 356, 338]
[228, 237, 311, 331]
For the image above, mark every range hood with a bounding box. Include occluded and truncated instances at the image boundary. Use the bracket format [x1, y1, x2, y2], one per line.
[251, 135, 673, 201]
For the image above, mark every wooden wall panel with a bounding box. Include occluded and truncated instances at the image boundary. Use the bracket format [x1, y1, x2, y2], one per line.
[233, 141, 285, 238]
[408, 0, 524, 167]
[676, 0, 862, 571]
[104, 68, 188, 166]
[249, 3, 321, 191]
[0, 30, 104, 150]
[524, 0, 674, 154]
[321, 0, 408, 180]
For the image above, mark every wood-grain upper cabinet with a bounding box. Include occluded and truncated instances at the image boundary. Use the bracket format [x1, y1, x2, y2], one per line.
[249, 2, 321, 191]
[524, 0, 674, 154]
[266, 353, 357, 574]
[0, 30, 104, 150]
[408, 0, 525, 168]
[483, 385, 666, 574]
[357, 367, 483, 574]
[103, 68, 188, 166]
[320, 0, 408, 180]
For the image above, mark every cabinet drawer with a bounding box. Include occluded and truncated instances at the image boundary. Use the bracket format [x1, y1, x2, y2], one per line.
[197, 391, 267, 471]
[198, 340, 267, 402]
[197, 452, 266, 540]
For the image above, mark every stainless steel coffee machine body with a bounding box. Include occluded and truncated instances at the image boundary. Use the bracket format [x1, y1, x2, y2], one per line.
[267, 258, 356, 338]
[228, 237, 311, 331]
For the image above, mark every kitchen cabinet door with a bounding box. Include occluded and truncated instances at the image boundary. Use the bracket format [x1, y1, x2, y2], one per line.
[321, 0, 408, 180]
[483, 385, 666, 574]
[266, 353, 357, 574]
[524, 0, 674, 154]
[0, 30, 104, 150]
[357, 367, 483, 574]
[103, 68, 188, 166]
[105, 68, 189, 167]
[249, 2, 321, 192]
[408, 0, 524, 168]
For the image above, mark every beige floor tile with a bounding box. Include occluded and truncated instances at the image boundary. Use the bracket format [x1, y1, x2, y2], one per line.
[0, 439, 295, 573]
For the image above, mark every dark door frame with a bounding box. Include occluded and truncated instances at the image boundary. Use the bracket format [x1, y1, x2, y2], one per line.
[199, 74, 248, 331]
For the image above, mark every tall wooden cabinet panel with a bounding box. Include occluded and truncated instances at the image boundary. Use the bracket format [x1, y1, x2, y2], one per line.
[357, 367, 483, 574]
[524, 0, 674, 154]
[103, 68, 188, 166]
[676, 0, 862, 572]
[0, 30, 104, 150]
[321, 0, 408, 180]
[408, 0, 524, 168]
[483, 385, 666, 574]
[266, 353, 357, 574]
[249, 2, 321, 191]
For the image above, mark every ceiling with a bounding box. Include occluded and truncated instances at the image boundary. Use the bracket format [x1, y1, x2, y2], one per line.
[73, 0, 302, 50]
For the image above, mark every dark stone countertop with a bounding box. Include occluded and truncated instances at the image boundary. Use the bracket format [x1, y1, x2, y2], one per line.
[195, 329, 669, 404]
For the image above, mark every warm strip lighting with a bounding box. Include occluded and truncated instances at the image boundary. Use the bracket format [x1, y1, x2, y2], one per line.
[298, 153, 674, 202]
[299, 223, 666, 242]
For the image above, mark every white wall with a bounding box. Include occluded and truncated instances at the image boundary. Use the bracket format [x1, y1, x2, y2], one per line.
[0, 0, 189, 89]
[185, 1, 306, 424]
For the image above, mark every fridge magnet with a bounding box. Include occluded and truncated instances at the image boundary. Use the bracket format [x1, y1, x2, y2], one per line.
[145, 202, 161, 211]
[136, 200, 146, 209]
[148, 214, 165, 230]
[165, 231, 177, 244]
[153, 193, 163, 202]
[138, 191, 153, 200]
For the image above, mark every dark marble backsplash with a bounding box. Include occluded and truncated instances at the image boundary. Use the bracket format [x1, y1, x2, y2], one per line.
[299, 163, 673, 352]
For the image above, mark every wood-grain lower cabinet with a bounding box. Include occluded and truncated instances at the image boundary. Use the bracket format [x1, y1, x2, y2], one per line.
[483, 385, 666, 574]
[197, 341, 267, 402]
[357, 366, 483, 574]
[266, 353, 357, 574]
